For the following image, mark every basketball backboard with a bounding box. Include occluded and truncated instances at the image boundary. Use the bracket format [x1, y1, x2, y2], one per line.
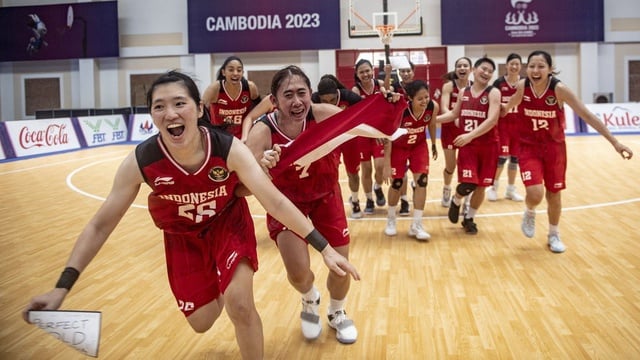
[348, 0, 423, 38]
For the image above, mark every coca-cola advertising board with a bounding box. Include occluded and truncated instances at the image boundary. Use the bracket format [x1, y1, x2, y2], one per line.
[4, 118, 81, 157]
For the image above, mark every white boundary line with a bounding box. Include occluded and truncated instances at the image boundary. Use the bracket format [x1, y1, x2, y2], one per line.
[63, 156, 640, 221]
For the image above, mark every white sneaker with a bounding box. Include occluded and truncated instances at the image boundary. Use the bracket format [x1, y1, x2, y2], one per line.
[548, 233, 566, 253]
[505, 188, 524, 202]
[408, 223, 431, 241]
[486, 186, 498, 201]
[384, 217, 397, 236]
[441, 187, 451, 207]
[300, 295, 321, 340]
[521, 210, 536, 238]
[328, 309, 358, 344]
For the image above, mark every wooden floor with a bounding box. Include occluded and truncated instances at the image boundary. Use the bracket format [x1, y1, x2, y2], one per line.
[1, 135, 639, 359]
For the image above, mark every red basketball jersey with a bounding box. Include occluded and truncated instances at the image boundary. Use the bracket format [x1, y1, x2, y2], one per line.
[519, 77, 566, 144]
[458, 86, 499, 145]
[258, 111, 340, 203]
[395, 100, 436, 148]
[210, 78, 254, 138]
[135, 126, 243, 235]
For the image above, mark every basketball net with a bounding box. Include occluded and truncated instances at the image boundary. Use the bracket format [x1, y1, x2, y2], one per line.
[375, 24, 395, 46]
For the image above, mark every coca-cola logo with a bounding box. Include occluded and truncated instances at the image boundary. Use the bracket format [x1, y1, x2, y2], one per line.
[19, 123, 70, 149]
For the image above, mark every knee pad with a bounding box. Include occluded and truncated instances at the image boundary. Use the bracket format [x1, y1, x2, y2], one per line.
[456, 183, 477, 196]
[497, 156, 508, 166]
[416, 173, 428, 187]
[391, 178, 403, 190]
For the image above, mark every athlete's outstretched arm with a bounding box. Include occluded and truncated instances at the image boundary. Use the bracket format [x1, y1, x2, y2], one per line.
[23, 152, 143, 321]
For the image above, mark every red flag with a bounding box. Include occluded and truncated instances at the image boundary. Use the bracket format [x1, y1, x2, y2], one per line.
[271, 94, 407, 178]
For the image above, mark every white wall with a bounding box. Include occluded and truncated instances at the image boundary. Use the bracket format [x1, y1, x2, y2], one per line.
[0, 0, 638, 121]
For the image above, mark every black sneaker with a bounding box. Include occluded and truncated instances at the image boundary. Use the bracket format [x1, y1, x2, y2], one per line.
[399, 199, 410, 216]
[350, 197, 363, 219]
[364, 199, 375, 214]
[374, 187, 386, 206]
[448, 200, 461, 223]
[461, 218, 478, 234]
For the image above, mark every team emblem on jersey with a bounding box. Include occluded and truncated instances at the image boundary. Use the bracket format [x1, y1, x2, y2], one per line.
[545, 96, 557, 106]
[480, 95, 489, 105]
[208, 166, 229, 182]
[241, 95, 249, 104]
[424, 114, 432, 122]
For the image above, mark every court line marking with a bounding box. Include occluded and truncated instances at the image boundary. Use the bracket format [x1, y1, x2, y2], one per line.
[66, 157, 148, 210]
[0, 149, 130, 175]
[64, 156, 640, 220]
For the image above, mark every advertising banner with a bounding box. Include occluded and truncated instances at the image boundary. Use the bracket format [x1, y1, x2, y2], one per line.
[0, 1, 119, 62]
[128, 114, 159, 142]
[187, 0, 340, 53]
[3, 118, 81, 157]
[441, 0, 604, 45]
[77, 115, 129, 147]
[583, 103, 640, 133]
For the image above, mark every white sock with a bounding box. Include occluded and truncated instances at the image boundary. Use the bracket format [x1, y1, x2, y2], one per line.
[400, 194, 408, 201]
[466, 208, 477, 219]
[366, 192, 373, 200]
[413, 209, 423, 223]
[302, 286, 320, 301]
[351, 192, 359, 202]
[388, 207, 397, 218]
[549, 224, 559, 235]
[374, 183, 382, 190]
[329, 298, 346, 313]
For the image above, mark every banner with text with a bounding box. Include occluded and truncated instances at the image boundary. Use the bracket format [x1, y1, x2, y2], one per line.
[3, 118, 81, 157]
[583, 103, 640, 134]
[187, 0, 340, 53]
[77, 115, 129, 147]
[0, 1, 119, 62]
[441, 0, 604, 45]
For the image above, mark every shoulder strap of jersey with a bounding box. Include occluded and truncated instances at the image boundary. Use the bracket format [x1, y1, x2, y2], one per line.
[135, 135, 162, 185]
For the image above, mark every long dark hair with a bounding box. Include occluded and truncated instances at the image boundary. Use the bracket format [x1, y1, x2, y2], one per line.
[441, 56, 472, 81]
[270, 65, 312, 97]
[317, 74, 346, 95]
[216, 56, 245, 81]
[527, 50, 560, 76]
[353, 59, 374, 85]
[146, 70, 210, 124]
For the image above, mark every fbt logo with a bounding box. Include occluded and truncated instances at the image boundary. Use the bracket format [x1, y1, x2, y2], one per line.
[178, 300, 195, 312]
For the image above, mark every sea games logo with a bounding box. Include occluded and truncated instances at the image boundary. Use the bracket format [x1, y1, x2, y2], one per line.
[504, 0, 539, 39]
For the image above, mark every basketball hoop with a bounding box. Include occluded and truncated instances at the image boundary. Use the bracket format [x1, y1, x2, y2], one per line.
[375, 24, 395, 46]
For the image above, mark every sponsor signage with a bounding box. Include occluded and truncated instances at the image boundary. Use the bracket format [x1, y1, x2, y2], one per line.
[129, 114, 159, 142]
[3, 118, 81, 157]
[77, 115, 128, 146]
[187, 0, 340, 53]
[441, 0, 604, 45]
[0, 1, 119, 62]
[584, 103, 640, 133]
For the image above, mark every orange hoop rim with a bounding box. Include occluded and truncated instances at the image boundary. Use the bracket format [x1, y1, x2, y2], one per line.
[375, 24, 396, 35]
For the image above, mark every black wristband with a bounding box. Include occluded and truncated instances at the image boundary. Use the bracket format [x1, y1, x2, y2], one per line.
[55, 267, 80, 290]
[305, 229, 329, 252]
